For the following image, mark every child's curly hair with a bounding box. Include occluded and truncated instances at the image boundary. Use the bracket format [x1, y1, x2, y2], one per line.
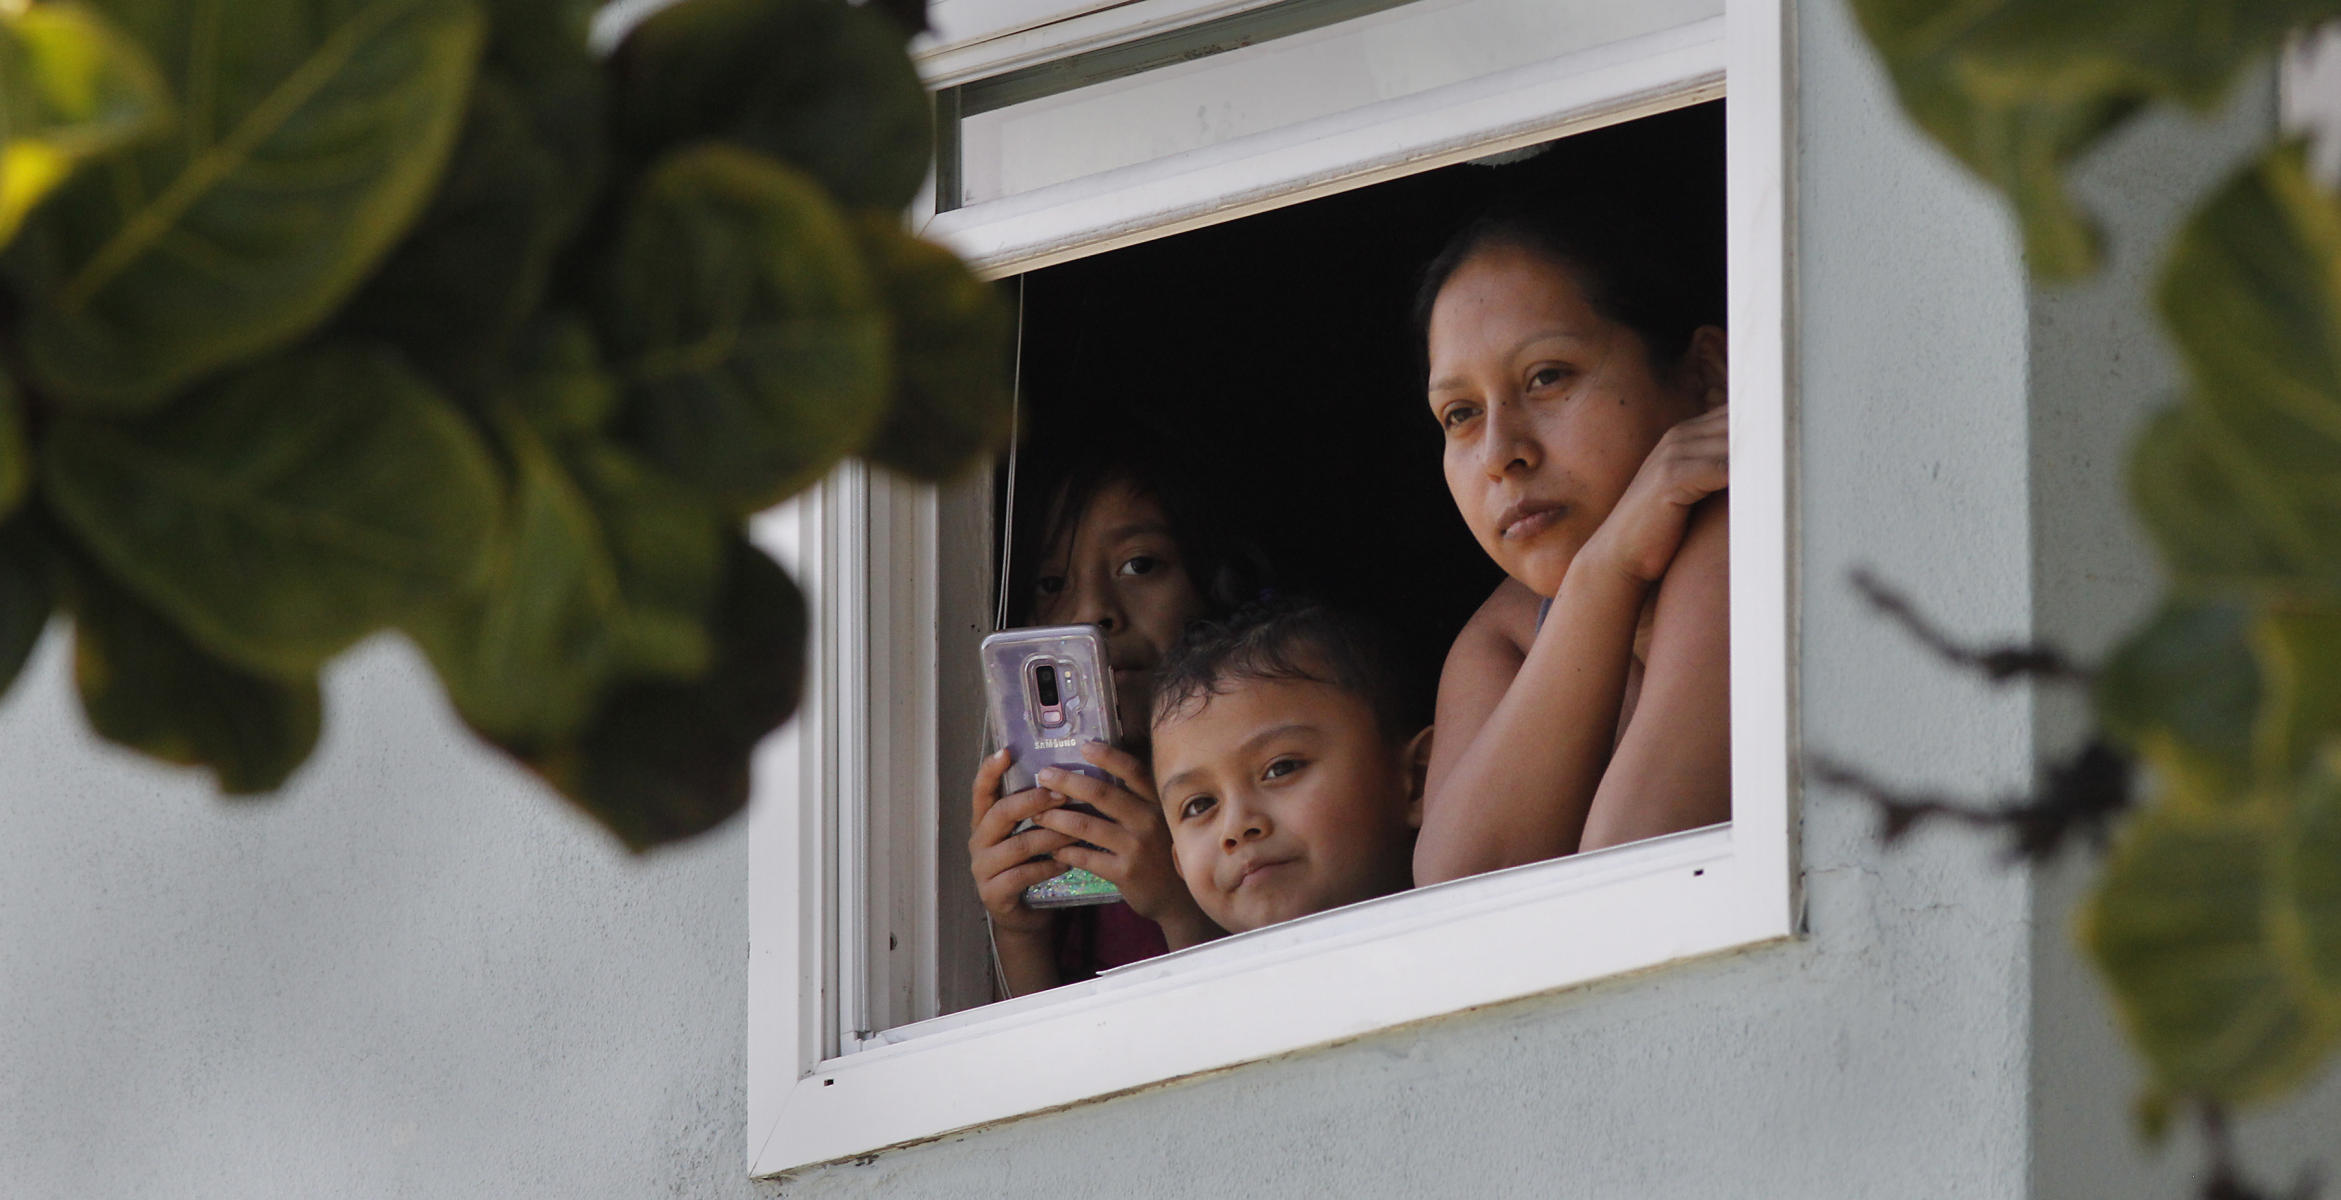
[1149, 597, 1415, 743]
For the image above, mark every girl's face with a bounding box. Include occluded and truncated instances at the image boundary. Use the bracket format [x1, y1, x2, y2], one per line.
[1425, 242, 1723, 597]
[1032, 479, 1207, 728]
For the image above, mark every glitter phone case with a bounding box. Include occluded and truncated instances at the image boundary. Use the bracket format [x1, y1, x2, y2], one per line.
[980, 625, 1124, 908]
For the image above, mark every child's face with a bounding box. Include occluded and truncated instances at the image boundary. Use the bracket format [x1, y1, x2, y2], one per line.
[1151, 675, 1419, 933]
[1425, 243, 1718, 596]
[1032, 479, 1206, 728]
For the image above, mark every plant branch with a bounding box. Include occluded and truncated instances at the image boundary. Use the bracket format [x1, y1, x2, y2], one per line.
[1809, 741, 2134, 862]
[1850, 568, 2091, 685]
[2200, 1102, 2321, 1200]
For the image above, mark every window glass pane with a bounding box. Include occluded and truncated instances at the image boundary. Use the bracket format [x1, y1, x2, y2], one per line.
[924, 0, 1123, 51]
[946, 0, 1720, 208]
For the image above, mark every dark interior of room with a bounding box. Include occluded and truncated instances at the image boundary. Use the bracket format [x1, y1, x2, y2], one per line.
[999, 100, 1724, 725]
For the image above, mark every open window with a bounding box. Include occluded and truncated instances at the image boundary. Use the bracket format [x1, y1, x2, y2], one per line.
[748, 0, 1792, 1174]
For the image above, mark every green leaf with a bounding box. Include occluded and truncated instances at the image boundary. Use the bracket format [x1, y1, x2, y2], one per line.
[407, 418, 610, 743]
[57, 543, 320, 794]
[41, 342, 501, 677]
[2160, 148, 2341, 484]
[8, 0, 484, 411]
[0, 373, 27, 519]
[851, 215, 1013, 481]
[2134, 149, 2341, 600]
[522, 536, 806, 849]
[612, 0, 931, 211]
[558, 439, 724, 679]
[2095, 599, 2260, 796]
[2294, 753, 2341, 1000]
[407, 422, 720, 746]
[865, 0, 929, 37]
[483, 0, 602, 176]
[1913, 0, 2340, 113]
[0, 517, 53, 706]
[1846, 0, 2136, 279]
[334, 72, 580, 391]
[0, 1, 172, 247]
[506, 314, 617, 435]
[2252, 608, 2341, 783]
[2129, 403, 2341, 598]
[2134, 1090, 2175, 1147]
[2081, 756, 2341, 1108]
[605, 144, 889, 513]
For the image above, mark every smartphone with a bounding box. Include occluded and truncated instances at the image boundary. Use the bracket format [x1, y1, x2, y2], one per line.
[979, 625, 1124, 908]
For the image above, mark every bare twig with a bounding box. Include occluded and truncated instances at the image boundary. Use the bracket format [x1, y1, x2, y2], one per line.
[1809, 741, 2134, 862]
[1849, 568, 2091, 685]
[2200, 1102, 2322, 1200]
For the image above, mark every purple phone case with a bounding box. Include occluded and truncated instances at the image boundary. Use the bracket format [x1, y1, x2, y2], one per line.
[979, 625, 1123, 908]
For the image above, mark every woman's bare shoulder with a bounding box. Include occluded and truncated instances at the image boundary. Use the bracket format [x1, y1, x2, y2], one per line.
[1455, 576, 1545, 662]
[1427, 577, 1543, 802]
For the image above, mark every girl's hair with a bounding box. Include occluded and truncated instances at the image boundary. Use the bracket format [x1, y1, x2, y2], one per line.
[1006, 444, 1272, 627]
[1409, 185, 1724, 379]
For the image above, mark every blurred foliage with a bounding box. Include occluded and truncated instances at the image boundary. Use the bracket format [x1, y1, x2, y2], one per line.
[0, 0, 1009, 846]
[1849, 0, 2341, 1158]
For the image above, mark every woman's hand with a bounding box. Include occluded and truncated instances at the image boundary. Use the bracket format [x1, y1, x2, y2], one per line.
[1030, 743, 1223, 950]
[967, 749, 1077, 939]
[1579, 406, 1728, 587]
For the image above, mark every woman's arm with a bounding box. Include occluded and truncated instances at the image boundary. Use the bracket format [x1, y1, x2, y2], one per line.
[1414, 567, 1647, 885]
[1414, 407, 1728, 885]
[1579, 497, 1730, 851]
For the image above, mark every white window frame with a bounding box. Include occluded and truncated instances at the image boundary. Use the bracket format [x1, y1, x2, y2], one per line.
[747, 0, 1795, 1175]
[919, 0, 1327, 86]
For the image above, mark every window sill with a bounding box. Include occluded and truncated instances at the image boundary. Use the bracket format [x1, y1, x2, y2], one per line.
[756, 822, 1788, 1175]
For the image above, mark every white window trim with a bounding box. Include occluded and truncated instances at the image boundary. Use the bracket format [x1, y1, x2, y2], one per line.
[925, 11, 1730, 276]
[918, 0, 1303, 86]
[748, 0, 1795, 1175]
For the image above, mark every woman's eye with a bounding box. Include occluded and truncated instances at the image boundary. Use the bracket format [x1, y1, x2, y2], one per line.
[1119, 555, 1160, 577]
[1179, 795, 1216, 821]
[1262, 757, 1304, 781]
[1529, 365, 1569, 389]
[1438, 404, 1479, 431]
[1035, 574, 1066, 596]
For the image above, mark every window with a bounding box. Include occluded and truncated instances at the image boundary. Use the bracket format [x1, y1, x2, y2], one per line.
[747, 0, 1793, 1174]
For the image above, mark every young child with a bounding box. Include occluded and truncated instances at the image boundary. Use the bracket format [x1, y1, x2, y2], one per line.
[1145, 600, 1430, 934]
[967, 453, 1265, 995]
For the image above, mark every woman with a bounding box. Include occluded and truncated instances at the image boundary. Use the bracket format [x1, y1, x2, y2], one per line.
[1411, 194, 1731, 885]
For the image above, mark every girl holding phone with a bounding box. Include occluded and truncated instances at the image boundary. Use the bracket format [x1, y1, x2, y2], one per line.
[966, 454, 1259, 996]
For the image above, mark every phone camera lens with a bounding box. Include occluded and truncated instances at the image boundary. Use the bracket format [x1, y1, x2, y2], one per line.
[1035, 664, 1060, 707]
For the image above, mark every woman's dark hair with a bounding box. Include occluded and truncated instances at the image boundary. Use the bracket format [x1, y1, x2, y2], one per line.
[1149, 596, 1417, 741]
[1410, 184, 1724, 379]
[1004, 442, 1272, 627]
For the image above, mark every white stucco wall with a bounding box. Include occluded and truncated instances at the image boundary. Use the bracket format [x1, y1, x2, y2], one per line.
[3, 3, 2328, 1198]
[0, 637, 752, 1198]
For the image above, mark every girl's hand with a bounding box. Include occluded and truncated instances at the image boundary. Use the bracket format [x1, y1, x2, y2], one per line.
[967, 749, 1078, 938]
[1030, 743, 1224, 950]
[1580, 406, 1727, 587]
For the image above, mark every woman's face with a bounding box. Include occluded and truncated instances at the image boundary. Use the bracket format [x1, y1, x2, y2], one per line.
[1425, 243, 1721, 596]
[1032, 479, 1207, 728]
